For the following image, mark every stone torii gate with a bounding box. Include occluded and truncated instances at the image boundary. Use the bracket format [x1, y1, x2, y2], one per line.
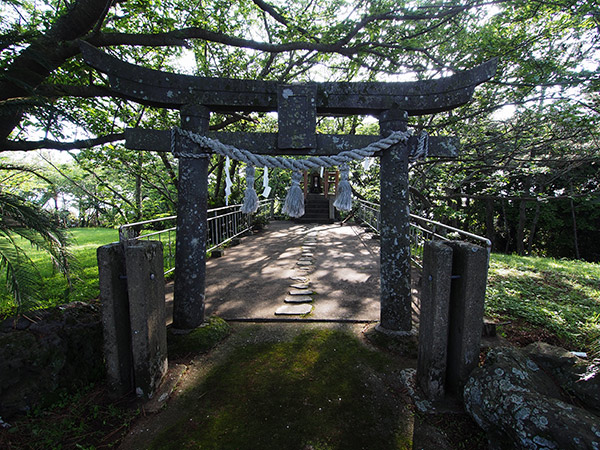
[81, 42, 496, 334]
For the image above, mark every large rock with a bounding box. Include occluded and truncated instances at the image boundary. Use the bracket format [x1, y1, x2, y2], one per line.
[524, 342, 600, 414]
[0, 302, 104, 418]
[464, 346, 600, 450]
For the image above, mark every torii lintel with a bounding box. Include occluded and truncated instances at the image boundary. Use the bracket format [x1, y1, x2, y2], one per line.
[79, 41, 497, 117]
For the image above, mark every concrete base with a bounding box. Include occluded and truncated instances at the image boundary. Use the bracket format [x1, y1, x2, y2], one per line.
[375, 323, 417, 337]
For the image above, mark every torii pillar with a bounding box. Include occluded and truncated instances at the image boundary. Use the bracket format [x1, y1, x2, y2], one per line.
[172, 105, 210, 330]
[379, 108, 412, 333]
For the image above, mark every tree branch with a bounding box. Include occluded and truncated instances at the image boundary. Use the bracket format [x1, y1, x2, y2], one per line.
[2, 133, 124, 151]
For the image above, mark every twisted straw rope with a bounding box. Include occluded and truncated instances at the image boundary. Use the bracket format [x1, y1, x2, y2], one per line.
[171, 128, 422, 168]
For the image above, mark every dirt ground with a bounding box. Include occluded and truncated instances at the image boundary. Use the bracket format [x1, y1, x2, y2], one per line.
[166, 221, 420, 323]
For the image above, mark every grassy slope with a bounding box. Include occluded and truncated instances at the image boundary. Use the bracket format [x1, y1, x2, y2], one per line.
[0, 228, 118, 315]
[486, 253, 600, 352]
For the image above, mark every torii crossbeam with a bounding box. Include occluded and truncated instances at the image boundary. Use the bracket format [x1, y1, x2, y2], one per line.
[80, 42, 496, 332]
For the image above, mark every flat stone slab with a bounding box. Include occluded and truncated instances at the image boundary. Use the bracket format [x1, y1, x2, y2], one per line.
[284, 296, 313, 303]
[297, 260, 313, 266]
[275, 304, 313, 315]
[289, 289, 314, 295]
[301, 252, 314, 257]
[290, 283, 310, 289]
[290, 276, 308, 282]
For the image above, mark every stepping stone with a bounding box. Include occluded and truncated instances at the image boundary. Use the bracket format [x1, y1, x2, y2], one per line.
[299, 257, 313, 262]
[289, 289, 314, 295]
[301, 252, 314, 257]
[275, 304, 312, 315]
[290, 276, 308, 282]
[297, 260, 313, 266]
[290, 283, 310, 289]
[284, 296, 313, 303]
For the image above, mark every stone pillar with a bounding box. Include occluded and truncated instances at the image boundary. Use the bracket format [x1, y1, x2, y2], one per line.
[417, 241, 453, 400]
[378, 108, 412, 332]
[173, 105, 210, 329]
[445, 241, 489, 394]
[125, 241, 168, 399]
[97, 243, 132, 397]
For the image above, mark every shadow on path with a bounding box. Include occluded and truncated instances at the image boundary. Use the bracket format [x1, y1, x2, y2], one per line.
[166, 221, 420, 323]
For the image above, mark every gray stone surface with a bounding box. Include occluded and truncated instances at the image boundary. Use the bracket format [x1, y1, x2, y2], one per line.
[290, 283, 310, 289]
[97, 243, 132, 396]
[173, 105, 209, 329]
[275, 304, 313, 315]
[290, 276, 308, 282]
[125, 241, 168, 399]
[417, 241, 453, 401]
[289, 289, 314, 295]
[297, 260, 313, 266]
[445, 241, 488, 394]
[379, 108, 412, 332]
[277, 84, 317, 149]
[464, 346, 600, 450]
[284, 296, 313, 303]
[524, 342, 600, 413]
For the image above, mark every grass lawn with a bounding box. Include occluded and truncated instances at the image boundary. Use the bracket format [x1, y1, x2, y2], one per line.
[0, 227, 118, 316]
[486, 253, 600, 353]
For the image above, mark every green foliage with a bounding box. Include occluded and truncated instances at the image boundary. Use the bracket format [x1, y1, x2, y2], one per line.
[486, 253, 600, 352]
[168, 317, 231, 358]
[0, 189, 73, 314]
[0, 384, 138, 450]
[150, 328, 411, 450]
[0, 228, 117, 317]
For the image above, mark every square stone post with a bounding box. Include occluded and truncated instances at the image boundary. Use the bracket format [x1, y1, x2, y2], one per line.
[378, 108, 412, 332]
[173, 105, 210, 330]
[125, 241, 167, 399]
[97, 243, 132, 397]
[445, 241, 489, 394]
[417, 241, 453, 400]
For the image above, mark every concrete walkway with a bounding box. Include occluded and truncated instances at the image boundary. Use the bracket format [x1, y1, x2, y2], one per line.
[166, 221, 420, 323]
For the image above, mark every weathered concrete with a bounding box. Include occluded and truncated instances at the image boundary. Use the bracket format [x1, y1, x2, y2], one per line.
[417, 241, 453, 401]
[125, 128, 460, 158]
[277, 84, 317, 149]
[379, 108, 412, 332]
[445, 241, 489, 394]
[172, 105, 210, 329]
[80, 41, 497, 116]
[125, 241, 168, 399]
[97, 243, 132, 396]
[275, 304, 313, 315]
[464, 346, 600, 450]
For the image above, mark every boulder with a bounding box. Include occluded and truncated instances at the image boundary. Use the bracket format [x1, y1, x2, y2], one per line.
[524, 342, 600, 414]
[464, 346, 600, 450]
[0, 302, 104, 418]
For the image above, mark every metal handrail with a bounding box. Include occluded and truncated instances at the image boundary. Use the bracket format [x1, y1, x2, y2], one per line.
[354, 198, 491, 268]
[119, 198, 275, 274]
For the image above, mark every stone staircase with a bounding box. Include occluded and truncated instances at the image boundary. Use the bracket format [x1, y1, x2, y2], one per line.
[295, 193, 333, 224]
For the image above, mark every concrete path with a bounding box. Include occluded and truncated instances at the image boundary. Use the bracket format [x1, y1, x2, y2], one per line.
[165, 221, 420, 323]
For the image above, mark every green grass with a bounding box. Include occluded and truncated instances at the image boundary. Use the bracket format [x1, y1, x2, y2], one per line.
[486, 253, 600, 353]
[0, 228, 118, 316]
[150, 328, 414, 450]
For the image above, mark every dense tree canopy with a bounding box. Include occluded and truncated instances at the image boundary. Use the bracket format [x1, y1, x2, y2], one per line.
[1, 0, 599, 259]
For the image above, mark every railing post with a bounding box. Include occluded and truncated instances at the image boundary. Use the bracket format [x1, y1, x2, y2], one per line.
[378, 108, 412, 333]
[173, 104, 210, 330]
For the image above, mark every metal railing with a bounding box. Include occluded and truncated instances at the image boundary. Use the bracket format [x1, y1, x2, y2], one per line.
[354, 198, 492, 268]
[119, 198, 275, 275]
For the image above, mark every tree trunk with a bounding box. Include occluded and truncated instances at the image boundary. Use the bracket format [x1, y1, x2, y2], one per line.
[516, 197, 528, 256]
[570, 197, 580, 259]
[526, 201, 540, 255]
[485, 198, 496, 250]
[213, 155, 225, 203]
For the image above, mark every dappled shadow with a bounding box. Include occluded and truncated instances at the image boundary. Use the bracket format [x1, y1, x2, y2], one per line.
[166, 221, 421, 323]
